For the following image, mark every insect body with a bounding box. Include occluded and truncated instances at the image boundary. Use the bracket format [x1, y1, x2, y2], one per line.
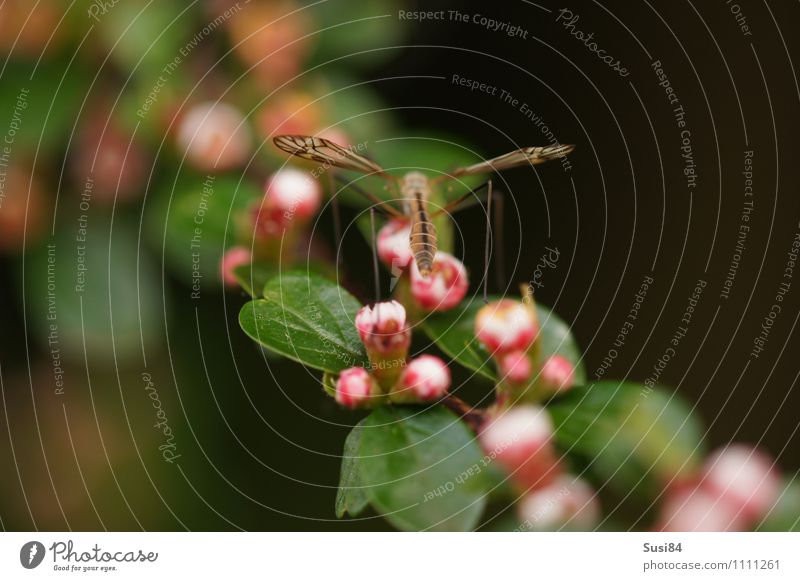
[401, 171, 437, 276]
[273, 135, 574, 277]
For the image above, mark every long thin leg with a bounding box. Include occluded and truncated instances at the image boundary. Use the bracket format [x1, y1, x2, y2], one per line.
[493, 189, 505, 291]
[430, 180, 492, 218]
[483, 180, 493, 304]
[334, 174, 403, 218]
[327, 172, 342, 268]
[370, 207, 380, 302]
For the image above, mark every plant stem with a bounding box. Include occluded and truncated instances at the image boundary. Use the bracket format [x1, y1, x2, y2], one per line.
[441, 395, 485, 432]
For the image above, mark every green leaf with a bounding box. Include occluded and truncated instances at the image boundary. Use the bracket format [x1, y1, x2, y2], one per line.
[234, 260, 338, 298]
[23, 215, 162, 364]
[306, 0, 405, 69]
[146, 174, 259, 289]
[359, 406, 488, 531]
[98, 2, 193, 77]
[335, 422, 370, 518]
[548, 381, 704, 500]
[423, 297, 586, 383]
[0, 59, 87, 155]
[238, 272, 368, 372]
[233, 262, 276, 298]
[757, 475, 800, 531]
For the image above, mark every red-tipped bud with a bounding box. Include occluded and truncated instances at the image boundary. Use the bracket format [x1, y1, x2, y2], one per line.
[701, 444, 781, 520]
[658, 485, 747, 532]
[498, 350, 533, 384]
[220, 246, 251, 288]
[377, 219, 413, 270]
[335, 367, 378, 409]
[265, 168, 322, 220]
[176, 102, 252, 171]
[394, 355, 451, 401]
[479, 405, 560, 490]
[539, 355, 576, 393]
[475, 299, 538, 355]
[253, 168, 322, 238]
[517, 475, 601, 531]
[355, 301, 411, 389]
[355, 301, 411, 355]
[410, 252, 468, 312]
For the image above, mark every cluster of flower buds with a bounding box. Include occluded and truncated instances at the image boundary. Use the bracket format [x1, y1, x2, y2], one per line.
[475, 298, 576, 403]
[657, 444, 782, 531]
[479, 405, 600, 530]
[252, 168, 322, 240]
[334, 301, 452, 408]
[376, 219, 469, 313]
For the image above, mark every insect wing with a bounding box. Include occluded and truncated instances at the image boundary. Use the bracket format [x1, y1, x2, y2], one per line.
[273, 135, 387, 176]
[450, 144, 575, 177]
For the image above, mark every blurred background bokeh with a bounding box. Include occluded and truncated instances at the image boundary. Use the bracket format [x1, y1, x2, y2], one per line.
[0, 0, 798, 530]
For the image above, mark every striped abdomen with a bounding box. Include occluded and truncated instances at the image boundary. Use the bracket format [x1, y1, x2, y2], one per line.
[409, 192, 437, 277]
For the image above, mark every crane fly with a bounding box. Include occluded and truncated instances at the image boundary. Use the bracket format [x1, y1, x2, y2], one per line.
[273, 135, 574, 277]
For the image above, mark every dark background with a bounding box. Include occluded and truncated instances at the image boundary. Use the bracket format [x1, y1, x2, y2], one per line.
[1, 0, 798, 531]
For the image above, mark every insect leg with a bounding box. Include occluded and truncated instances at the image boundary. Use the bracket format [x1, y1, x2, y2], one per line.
[430, 180, 491, 218]
[370, 207, 381, 302]
[483, 180, 493, 304]
[327, 172, 343, 268]
[493, 189, 505, 292]
[333, 174, 403, 218]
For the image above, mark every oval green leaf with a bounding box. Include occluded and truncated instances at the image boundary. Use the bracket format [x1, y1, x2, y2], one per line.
[335, 422, 370, 518]
[358, 406, 489, 531]
[238, 272, 368, 372]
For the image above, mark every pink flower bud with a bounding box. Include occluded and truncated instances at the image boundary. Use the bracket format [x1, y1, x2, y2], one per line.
[176, 102, 252, 171]
[220, 246, 252, 287]
[253, 168, 322, 238]
[355, 300, 411, 354]
[498, 350, 533, 384]
[335, 367, 377, 409]
[539, 355, 576, 393]
[355, 301, 411, 389]
[377, 219, 413, 270]
[479, 405, 560, 490]
[409, 252, 468, 312]
[395, 355, 451, 401]
[701, 444, 781, 520]
[265, 168, 322, 220]
[475, 300, 538, 355]
[517, 475, 600, 531]
[658, 485, 747, 532]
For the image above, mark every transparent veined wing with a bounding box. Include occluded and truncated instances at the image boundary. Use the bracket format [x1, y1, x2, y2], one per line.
[273, 135, 389, 177]
[447, 143, 575, 178]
